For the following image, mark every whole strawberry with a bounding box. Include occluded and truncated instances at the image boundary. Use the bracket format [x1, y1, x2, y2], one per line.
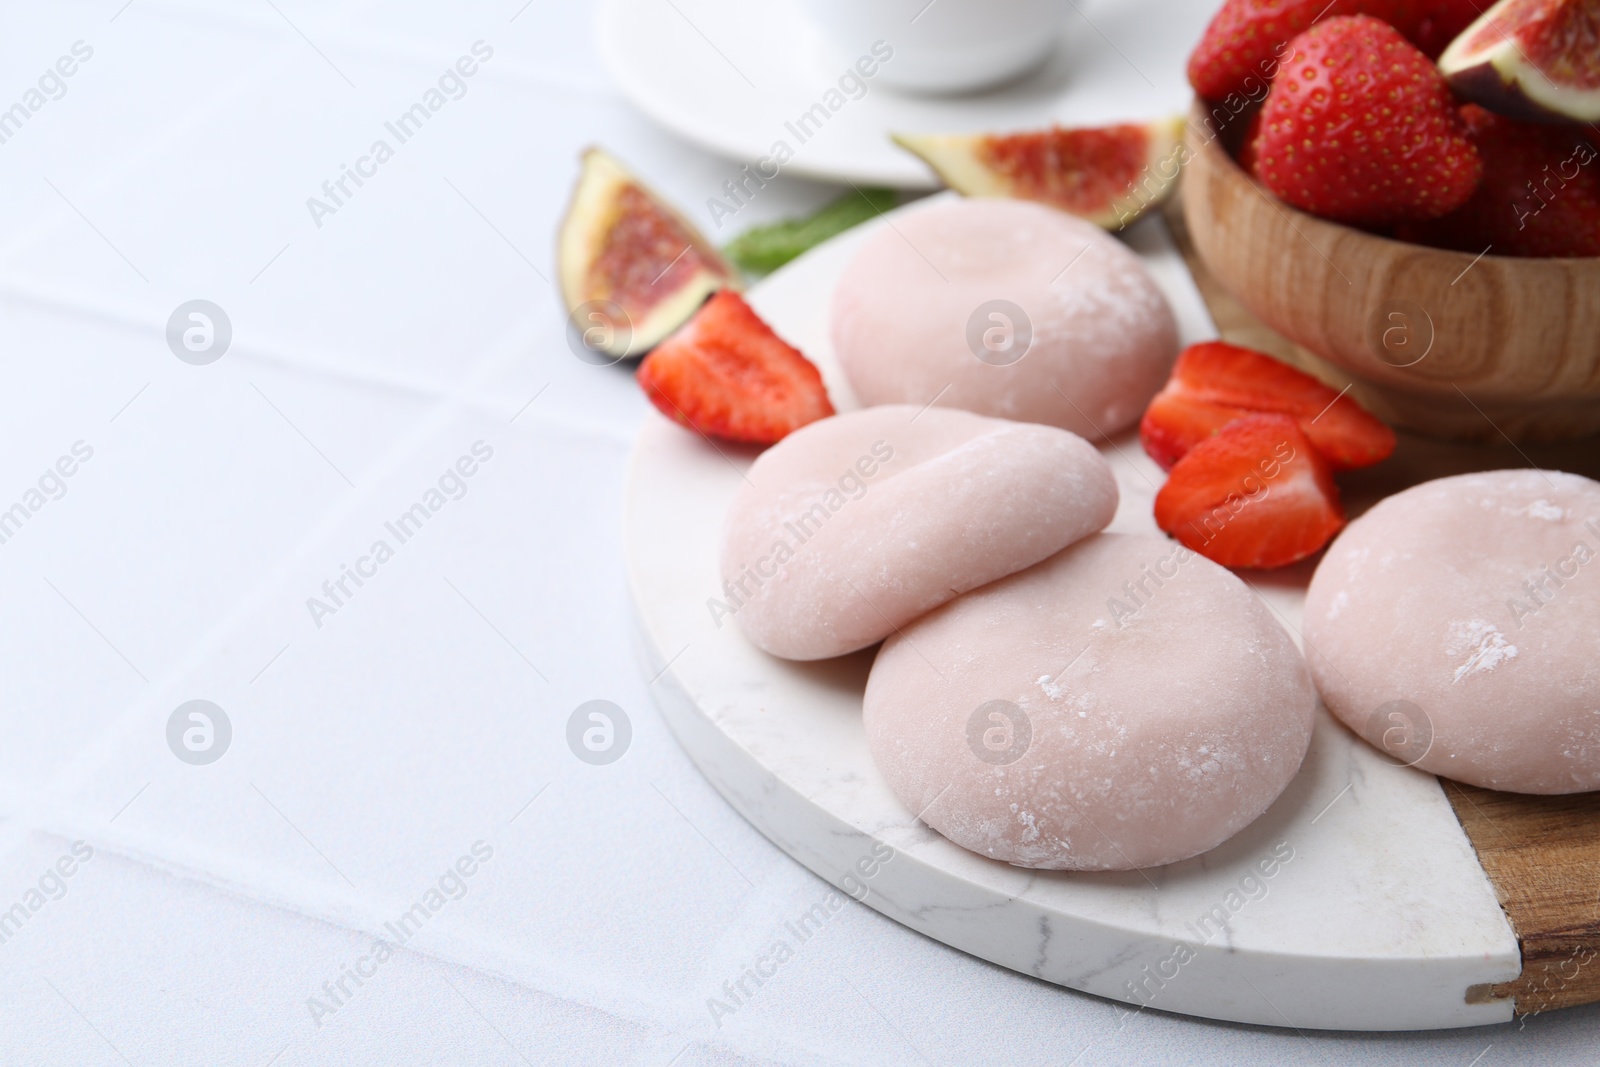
[1398, 105, 1600, 258]
[1187, 0, 1439, 100]
[1250, 16, 1483, 226]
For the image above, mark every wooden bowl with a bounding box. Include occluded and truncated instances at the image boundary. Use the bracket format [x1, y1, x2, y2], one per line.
[1180, 103, 1600, 443]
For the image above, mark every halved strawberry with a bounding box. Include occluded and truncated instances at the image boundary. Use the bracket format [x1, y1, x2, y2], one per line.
[1154, 414, 1345, 569]
[637, 290, 833, 444]
[1139, 342, 1396, 471]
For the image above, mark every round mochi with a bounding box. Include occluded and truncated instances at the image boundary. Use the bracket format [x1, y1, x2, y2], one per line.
[1304, 469, 1600, 794]
[831, 198, 1179, 439]
[864, 533, 1315, 870]
[720, 405, 1117, 661]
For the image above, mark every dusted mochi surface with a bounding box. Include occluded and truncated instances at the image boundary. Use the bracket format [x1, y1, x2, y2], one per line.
[720, 405, 1116, 661]
[830, 198, 1179, 439]
[1304, 469, 1600, 795]
[864, 533, 1316, 870]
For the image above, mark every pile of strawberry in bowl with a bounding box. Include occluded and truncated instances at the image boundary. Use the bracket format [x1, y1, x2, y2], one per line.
[1192, 0, 1600, 255]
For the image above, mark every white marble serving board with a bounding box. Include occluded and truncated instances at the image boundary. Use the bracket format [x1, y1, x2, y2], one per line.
[621, 195, 1522, 1031]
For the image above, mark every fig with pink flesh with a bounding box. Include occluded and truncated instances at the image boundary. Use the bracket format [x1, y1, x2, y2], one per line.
[1439, 0, 1600, 123]
[893, 118, 1187, 229]
[557, 148, 738, 360]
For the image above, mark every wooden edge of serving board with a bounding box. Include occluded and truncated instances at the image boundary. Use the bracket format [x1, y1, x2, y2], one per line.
[1163, 197, 1600, 1017]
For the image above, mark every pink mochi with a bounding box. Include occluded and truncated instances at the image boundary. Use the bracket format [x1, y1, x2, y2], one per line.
[1305, 469, 1600, 794]
[864, 533, 1316, 870]
[719, 405, 1117, 661]
[831, 198, 1179, 439]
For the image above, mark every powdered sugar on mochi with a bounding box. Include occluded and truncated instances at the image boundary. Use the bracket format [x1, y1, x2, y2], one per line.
[1446, 619, 1517, 683]
[1509, 499, 1568, 521]
[720, 405, 1117, 661]
[863, 533, 1315, 871]
[830, 198, 1179, 439]
[1305, 469, 1600, 794]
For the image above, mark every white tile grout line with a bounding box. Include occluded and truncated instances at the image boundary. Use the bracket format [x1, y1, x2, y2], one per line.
[0, 0, 622, 275]
[8, 791, 845, 1067]
[115, 0, 629, 99]
[0, 281, 635, 447]
[0, 297, 763, 1041]
[0, 309, 560, 867]
[2, 6, 604, 291]
[7, 804, 675, 1035]
[0, 11, 341, 272]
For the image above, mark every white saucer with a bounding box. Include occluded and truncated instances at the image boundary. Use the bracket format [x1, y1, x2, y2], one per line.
[598, 0, 1212, 188]
[622, 195, 1522, 1030]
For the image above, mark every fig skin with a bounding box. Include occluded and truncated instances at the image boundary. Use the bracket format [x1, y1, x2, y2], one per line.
[1445, 60, 1596, 125]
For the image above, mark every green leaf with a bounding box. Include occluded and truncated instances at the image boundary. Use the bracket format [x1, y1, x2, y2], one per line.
[724, 188, 898, 276]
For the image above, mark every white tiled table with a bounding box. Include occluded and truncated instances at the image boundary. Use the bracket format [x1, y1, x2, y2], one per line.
[1, 1, 1595, 1063]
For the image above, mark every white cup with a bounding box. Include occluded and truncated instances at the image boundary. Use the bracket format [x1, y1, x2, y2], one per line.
[799, 0, 1068, 95]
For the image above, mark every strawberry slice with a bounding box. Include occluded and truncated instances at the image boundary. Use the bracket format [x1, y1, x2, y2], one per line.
[637, 290, 834, 444]
[1139, 342, 1396, 472]
[1154, 414, 1345, 569]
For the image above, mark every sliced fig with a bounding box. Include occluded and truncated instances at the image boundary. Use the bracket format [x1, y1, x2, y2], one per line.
[1439, 0, 1600, 123]
[893, 117, 1188, 229]
[557, 147, 738, 360]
